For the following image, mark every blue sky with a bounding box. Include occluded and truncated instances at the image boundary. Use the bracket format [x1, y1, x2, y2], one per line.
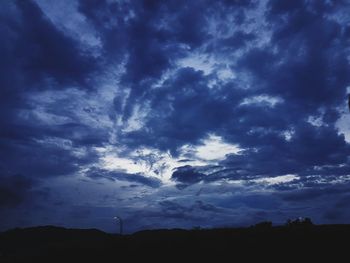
[1, 0, 350, 233]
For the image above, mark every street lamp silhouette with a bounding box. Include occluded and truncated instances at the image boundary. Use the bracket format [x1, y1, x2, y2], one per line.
[114, 216, 123, 235]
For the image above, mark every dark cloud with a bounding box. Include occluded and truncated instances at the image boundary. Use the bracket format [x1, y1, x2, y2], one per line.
[0, 174, 36, 208]
[171, 164, 253, 188]
[121, 67, 247, 153]
[220, 31, 256, 50]
[0, 0, 102, 180]
[5, 0, 98, 89]
[0, 133, 99, 179]
[223, 123, 349, 178]
[155, 199, 222, 221]
[265, 0, 350, 110]
[280, 182, 350, 202]
[171, 165, 206, 188]
[85, 168, 162, 188]
[268, 0, 345, 17]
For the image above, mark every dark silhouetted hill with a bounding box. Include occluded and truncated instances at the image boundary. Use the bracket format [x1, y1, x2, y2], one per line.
[1, 224, 349, 261]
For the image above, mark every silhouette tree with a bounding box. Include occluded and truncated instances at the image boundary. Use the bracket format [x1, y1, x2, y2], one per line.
[252, 221, 272, 230]
[286, 217, 313, 228]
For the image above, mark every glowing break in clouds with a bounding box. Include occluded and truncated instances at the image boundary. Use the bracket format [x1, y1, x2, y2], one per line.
[98, 134, 241, 184]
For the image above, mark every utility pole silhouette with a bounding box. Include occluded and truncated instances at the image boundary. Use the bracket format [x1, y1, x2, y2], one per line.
[114, 216, 123, 235]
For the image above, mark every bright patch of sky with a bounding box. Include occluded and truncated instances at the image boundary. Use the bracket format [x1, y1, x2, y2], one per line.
[193, 134, 240, 161]
[177, 53, 215, 75]
[307, 115, 324, 127]
[240, 95, 283, 108]
[97, 134, 241, 184]
[282, 129, 294, 141]
[252, 174, 299, 185]
[217, 66, 236, 81]
[335, 89, 350, 143]
[336, 113, 350, 143]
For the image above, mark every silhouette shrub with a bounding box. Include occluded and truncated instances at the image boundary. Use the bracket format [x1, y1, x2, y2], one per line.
[286, 217, 313, 228]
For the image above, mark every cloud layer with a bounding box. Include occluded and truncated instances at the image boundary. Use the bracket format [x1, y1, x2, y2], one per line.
[1, 0, 350, 232]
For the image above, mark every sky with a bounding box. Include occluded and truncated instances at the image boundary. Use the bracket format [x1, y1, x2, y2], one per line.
[1, 0, 350, 233]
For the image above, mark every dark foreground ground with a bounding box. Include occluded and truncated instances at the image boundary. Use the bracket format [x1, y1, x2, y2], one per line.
[0, 224, 349, 262]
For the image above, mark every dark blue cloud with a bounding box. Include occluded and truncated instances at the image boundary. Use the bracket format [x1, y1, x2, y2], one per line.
[219, 31, 256, 50]
[171, 165, 206, 188]
[6, 0, 98, 88]
[266, 0, 349, 110]
[0, 174, 36, 208]
[120, 67, 247, 153]
[0, 0, 103, 180]
[85, 168, 162, 188]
